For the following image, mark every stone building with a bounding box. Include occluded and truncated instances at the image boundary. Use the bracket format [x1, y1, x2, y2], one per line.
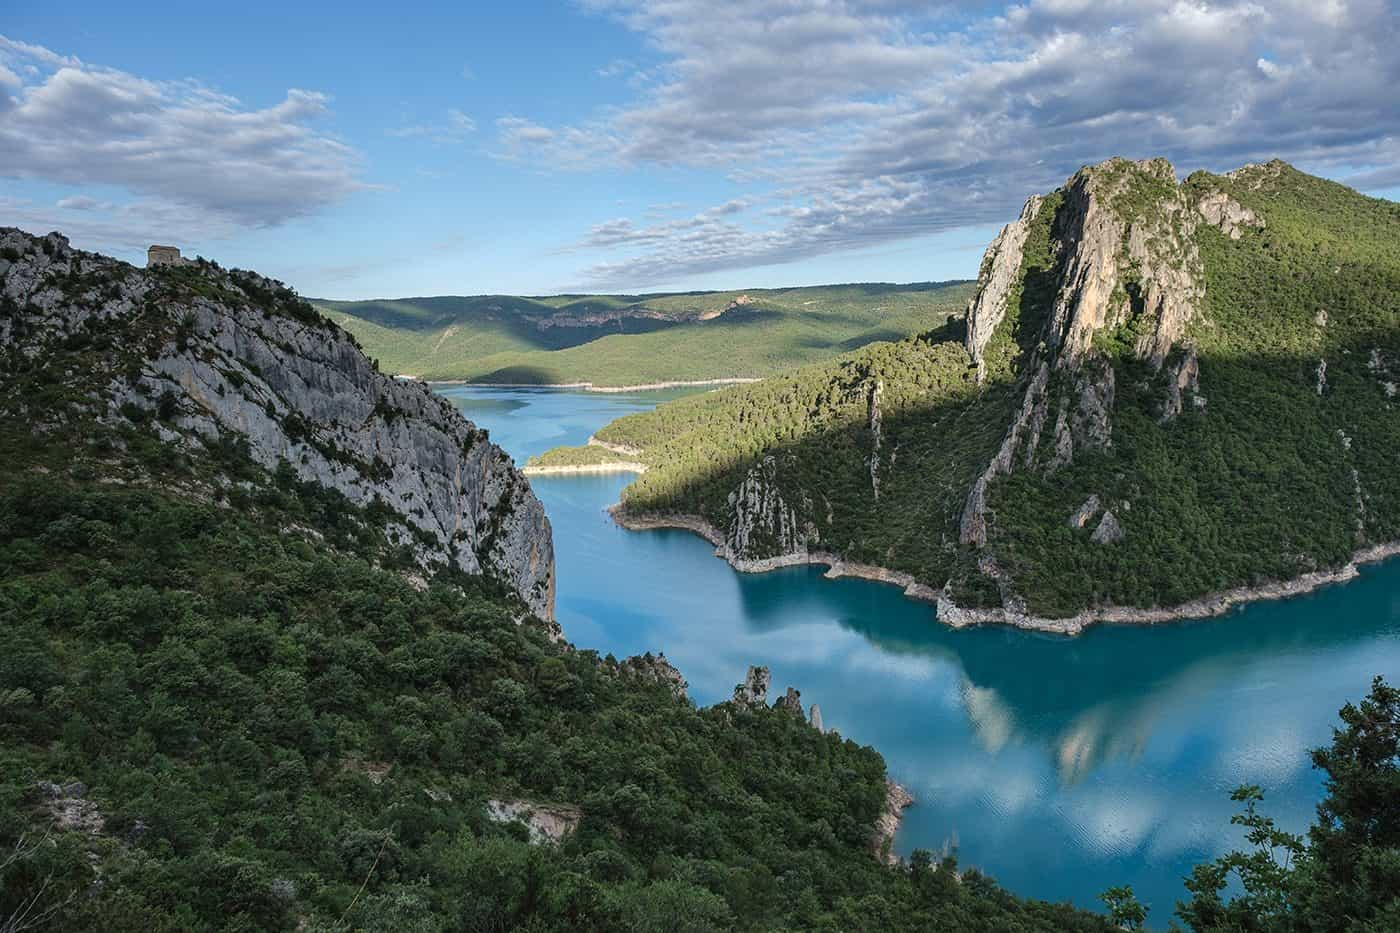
[147, 245, 183, 267]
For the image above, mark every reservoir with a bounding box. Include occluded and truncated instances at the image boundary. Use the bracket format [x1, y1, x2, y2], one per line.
[441, 384, 1400, 918]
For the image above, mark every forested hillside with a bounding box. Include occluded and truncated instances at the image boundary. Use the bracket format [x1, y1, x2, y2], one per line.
[540, 160, 1400, 622]
[0, 229, 1115, 930]
[318, 282, 971, 386]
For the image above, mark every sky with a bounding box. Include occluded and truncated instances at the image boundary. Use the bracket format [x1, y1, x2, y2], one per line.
[2, 0, 1398, 299]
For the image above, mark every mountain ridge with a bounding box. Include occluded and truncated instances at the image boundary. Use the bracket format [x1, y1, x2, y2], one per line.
[0, 227, 555, 616]
[538, 157, 1400, 626]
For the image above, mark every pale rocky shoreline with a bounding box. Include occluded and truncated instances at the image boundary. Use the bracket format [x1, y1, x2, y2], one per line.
[523, 462, 647, 476]
[427, 377, 759, 393]
[608, 506, 1400, 636]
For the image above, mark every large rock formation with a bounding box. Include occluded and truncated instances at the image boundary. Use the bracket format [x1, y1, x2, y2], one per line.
[732, 665, 771, 706]
[966, 194, 1044, 379]
[958, 158, 1219, 548]
[0, 228, 554, 617]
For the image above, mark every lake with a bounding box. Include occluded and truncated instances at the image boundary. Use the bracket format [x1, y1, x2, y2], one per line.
[440, 383, 1400, 920]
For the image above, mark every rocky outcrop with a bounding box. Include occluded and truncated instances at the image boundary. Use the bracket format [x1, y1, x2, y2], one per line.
[0, 228, 554, 617]
[872, 781, 914, 865]
[966, 195, 1044, 379]
[615, 652, 689, 700]
[809, 704, 824, 732]
[1162, 347, 1202, 420]
[732, 665, 771, 706]
[1197, 190, 1264, 239]
[36, 781, 104, 835]
[959, 159, 1205, 555]
[959, 363, 1050, 545]
[724, 456, 815, 560]
[774, 686, 804, 716]
[484, 799, 581, 845]
[867, 378, 884, 501]
[1068, 495, 1103, 529]
[1042, 158, 1203, 369]
[1090, 510, 1125, 545]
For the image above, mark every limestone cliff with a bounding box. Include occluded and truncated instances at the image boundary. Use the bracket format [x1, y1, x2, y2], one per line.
[0, 228, 554, 617]
[958, 158, 1259, 549]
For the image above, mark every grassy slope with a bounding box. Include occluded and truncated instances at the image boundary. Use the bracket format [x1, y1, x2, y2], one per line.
[318, 283, 972, 386]
[540, 166, 1400, 617]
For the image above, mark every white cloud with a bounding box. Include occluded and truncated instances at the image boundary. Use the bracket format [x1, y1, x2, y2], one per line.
[0, 35, 364, 245]
[55, 194, 106, 211]
[508, 0, 1400, 287]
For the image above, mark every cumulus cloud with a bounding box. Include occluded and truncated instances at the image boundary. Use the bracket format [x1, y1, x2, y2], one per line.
[0, 34, 364, 245]
[510, 0, 1400, 287]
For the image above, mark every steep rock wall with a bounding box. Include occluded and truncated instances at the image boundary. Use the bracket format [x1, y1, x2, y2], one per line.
[0, 228, 554, 617]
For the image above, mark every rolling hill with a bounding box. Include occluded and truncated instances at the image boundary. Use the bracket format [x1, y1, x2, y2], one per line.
[316, 282, 972, 387]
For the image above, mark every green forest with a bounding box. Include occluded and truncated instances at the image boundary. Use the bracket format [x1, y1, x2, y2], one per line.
[318, 282, 971, 386]
[546, 162, 1400, 617]
[3, 211, 1399, 929]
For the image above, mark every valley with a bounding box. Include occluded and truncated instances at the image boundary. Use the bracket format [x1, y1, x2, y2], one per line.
[539, 160, 1400, 627]
[317, 282, 971, 387]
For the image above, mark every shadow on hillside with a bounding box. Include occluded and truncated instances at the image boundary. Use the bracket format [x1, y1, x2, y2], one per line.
[467, 365, 569, 386]
[606, 310, 1400, 619]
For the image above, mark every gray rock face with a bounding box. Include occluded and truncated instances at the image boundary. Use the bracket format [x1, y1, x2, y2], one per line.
[484, 799, 581, 845]
[37, 780, 105, 835]
[808, 704, 823, 732]
[1197, 191, 1264, 239]
[732, 665, 771, 706]
[1068, 495, 1103, 529]
[1045, 158, 1203, 369]
[958, 159, 1211, 556]
[773, 686, 804, 716]
[723, 455, 814, 560]
[867, 378, 884, 501]
[1162, 347, 1201, 421]
[0, 227, 554, 617]
[872, 780, 914, 865]
[966, 195, 1044, 380]
[616, 652, 689, 700]
[959, 363, 1050, 546]
[1091, 510, 1125, 544]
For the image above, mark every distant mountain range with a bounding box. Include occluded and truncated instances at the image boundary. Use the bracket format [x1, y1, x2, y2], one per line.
[316, 281, 971, 387]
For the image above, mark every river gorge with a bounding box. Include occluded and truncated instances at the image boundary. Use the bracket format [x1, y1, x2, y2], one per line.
[441, 384, 1400, 917]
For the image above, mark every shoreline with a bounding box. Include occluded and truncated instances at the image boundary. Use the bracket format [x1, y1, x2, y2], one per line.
[607, 506, 1400, 636]
[426, 377, 760, 393]
[523, 462, 647, 477]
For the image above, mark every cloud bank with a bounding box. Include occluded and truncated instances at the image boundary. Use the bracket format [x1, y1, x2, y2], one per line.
[511, 0, 1400, 287]
[0, 35, 364, 248]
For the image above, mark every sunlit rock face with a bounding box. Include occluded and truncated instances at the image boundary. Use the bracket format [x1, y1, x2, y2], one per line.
[0, 227, 554, 617]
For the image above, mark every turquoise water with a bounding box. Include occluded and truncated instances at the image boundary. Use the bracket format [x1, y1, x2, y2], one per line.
[440, 384, 1400, 920]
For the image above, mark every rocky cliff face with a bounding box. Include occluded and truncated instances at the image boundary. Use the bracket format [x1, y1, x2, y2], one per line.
[0, 228, 554, 617]
[958, 158, 1260, 550]
[722, 455, 818, 562]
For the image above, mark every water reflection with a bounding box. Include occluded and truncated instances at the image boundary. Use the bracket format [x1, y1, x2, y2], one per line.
[438, 385, 1400, 914]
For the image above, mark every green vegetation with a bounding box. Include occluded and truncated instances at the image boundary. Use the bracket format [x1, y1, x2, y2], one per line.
[542, 162, 1400, 617]
[318, 282, 972, 386]
[525, 443, 642, 471]
[0, 235, 1118, 930]
[991, 164, 1400, 614]
[590, 316, 1011, 594]
[1175, 675, 1400, 931]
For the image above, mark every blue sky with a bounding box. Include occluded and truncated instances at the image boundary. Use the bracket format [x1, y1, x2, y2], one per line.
[2, 1, 1397, 299]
